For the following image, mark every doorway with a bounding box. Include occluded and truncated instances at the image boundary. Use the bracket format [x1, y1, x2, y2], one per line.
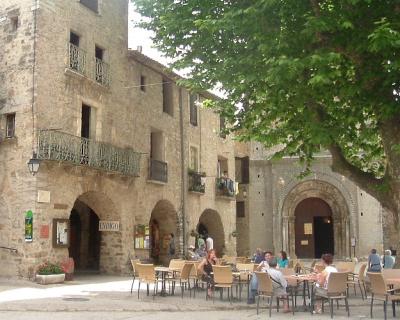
[69, 200, 101, 271]
[314, 216, 334, 258]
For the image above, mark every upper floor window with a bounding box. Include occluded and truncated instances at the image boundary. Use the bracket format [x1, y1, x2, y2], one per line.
[6, 113, 16, 138]
[162, 79, 173, 116]
[189, 94, 198, 126]
[140, 75, 146, 92]
[219, 116, 226, 138]
[70, 31, 80, 46]
[80, 0, 98, 13]
[235, 156, 250, 184]
[189, 146, 199, 171]
[236, 201, 245, 218]
[10, 16, 18, 31]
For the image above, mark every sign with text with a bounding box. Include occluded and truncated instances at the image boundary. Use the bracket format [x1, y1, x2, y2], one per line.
[99, 220, 120, 232]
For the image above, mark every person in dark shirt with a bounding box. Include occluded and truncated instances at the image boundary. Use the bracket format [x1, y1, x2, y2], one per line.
[253, 248, 264, 264]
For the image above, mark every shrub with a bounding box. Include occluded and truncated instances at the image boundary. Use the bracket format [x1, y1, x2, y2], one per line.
[37, 262, 64, 275]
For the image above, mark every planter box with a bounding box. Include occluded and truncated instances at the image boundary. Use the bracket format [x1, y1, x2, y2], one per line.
[36, 273, 65, 285]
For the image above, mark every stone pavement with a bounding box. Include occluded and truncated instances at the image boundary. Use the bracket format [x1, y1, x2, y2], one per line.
[0, 275, 387, 319]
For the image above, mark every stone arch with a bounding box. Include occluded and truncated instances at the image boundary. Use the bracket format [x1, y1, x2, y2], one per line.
[149, 200, 178, 265]
[70, 191, 122, 274]
[197, 209, 225, 257]
[280, 180, 351, 258]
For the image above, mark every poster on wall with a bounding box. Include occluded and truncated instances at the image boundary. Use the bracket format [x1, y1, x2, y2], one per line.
[134, 224, 150, 249]
[25, 210, 33, 242]
[304, 223, 313, 235]
[52, 219, 70, 248]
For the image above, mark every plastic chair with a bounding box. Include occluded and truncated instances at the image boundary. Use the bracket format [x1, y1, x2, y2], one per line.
[130, 259, 141, 294]
[368, 272, 400, 320]
[172, 262, 194, 298]
[312, 272, 350, 318]
[254, 272, 274, 317]
[136, 263, 158, 299]
[347, 263, 367, 299]
[212, 265, 237, 303]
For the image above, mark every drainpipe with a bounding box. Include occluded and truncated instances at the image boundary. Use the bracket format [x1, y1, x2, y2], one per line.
[179, 87, 187, 258]
[31, 0, 38, 154]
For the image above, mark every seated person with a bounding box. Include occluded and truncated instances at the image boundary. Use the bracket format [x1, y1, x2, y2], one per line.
[198, 249, 218, 298]
[313, 253, 337, 314]
[268, 258, 290, 312]
[253, 248, 264, 264]
[368, 248, 382, 272]
[256, 251, 273, 272]
[278, 251, 289, 269]
[187, 245, 200, 261]
[382, 249, 395, 269]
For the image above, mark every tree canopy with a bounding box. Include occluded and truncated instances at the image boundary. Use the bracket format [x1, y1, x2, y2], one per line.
[134, 0, 400, 217]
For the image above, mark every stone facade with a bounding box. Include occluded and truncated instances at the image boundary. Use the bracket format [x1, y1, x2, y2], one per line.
[236, 142, 388, 260]
[0, 0, 236, 278]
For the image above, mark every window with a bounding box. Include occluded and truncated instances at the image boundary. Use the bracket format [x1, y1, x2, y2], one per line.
[219, 116, 226, 138]
[162, 79, 173, 116]
[140, 75, 146, 92]
[189, 146, 199, 171]
[70, 31, 80, 46]
[189, 94, 198, 126]
[95, 46, 104, 60]
[5, 113, 15, 138]
[235, 156, 250, 184]
[236, 201, 245, 218]
[217, 156, 228, 178]
[79, 0, 98, 13]
[10, 16, 18, 31]
[81, 104, 91, 138]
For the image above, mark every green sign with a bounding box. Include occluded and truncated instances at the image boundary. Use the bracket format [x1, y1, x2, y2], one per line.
[25, 210, 33, 242]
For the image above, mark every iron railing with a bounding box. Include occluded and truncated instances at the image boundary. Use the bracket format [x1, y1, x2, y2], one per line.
[215, 177, 235, 197]
[149, 159, 168, 183]
[188, 171, 205, 193]
[95, 58, 110, 86]
[68, 43, 86, 75]
[37, 130, 141, 177]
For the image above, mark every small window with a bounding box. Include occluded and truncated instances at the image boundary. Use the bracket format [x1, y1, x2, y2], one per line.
[162, 79, 173, 116]
[140, 75, 146, 92]
[95, 46, 104, 60]
[189, 146, 199, 171]
[10, 16, 18, 31]
[6, 113, 16, 138]
[189, 94, 198, 126]
[236, 201, 245, 218]
[219, 116, 226, 138]
[70, 31, 80, 46]
[80, 0, 98, 13]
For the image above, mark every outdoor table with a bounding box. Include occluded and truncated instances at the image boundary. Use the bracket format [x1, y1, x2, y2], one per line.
[155, 266, 172, 296]
[285, 274, 317, 311]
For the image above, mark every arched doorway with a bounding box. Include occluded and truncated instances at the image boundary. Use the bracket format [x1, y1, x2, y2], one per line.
[281, 180, 350, 259]
[197, 209, 225, 257]
[149, 200, 177, 265]
[295, 198, 334, 258]
[69, 200, 101, 271]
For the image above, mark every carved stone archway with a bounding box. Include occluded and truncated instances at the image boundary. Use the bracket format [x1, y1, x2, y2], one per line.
[281, 180, 351, 259]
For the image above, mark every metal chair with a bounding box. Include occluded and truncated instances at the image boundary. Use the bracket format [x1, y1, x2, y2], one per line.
[347, 263, 367, 299]
[254, 272, 274, 317]
[212, 265, 237, 303]
[130, 259, 141, 294]
[136, 263, 158, 299]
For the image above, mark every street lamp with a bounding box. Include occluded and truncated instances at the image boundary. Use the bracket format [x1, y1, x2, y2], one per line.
[27, 153, 40, 175]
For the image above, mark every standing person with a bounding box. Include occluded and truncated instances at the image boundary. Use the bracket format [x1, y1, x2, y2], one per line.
[367, 248, 382, 272]
[168, 233, 176, 258]
[313, 253, 338, 314]
[206, 234, 214, 251]
[198, 249, 219, 298]
[382, 249, 395, 269]
[278, 251, 289, 269]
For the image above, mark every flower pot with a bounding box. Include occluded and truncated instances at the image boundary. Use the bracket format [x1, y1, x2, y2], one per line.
[35, 273, 65, 285]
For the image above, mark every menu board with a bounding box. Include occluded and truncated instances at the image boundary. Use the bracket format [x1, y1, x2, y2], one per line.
[134, 224, 150, 249]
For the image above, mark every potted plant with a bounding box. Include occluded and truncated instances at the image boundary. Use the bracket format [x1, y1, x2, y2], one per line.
[35, 261, 65, 285]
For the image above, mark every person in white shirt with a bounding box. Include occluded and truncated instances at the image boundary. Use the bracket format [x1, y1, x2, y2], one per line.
[267, 258, 290, 312]
[313, 253, 338, 314]
[206, 234, 214, 251]
[257, 251, 273, 272]
[248, 251, 274, 304]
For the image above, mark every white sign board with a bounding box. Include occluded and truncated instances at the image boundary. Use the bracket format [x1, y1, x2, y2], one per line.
[99, 220, 120, 232]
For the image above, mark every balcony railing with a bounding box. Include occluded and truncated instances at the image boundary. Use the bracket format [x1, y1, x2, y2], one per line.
[37, 130, 141, 177]
[95, 58, 110, 86]
[215, 177, 235, 197]
[188, 170, 205, 193]
[149, 159, 168, 183]
[68, 43, 86, 76]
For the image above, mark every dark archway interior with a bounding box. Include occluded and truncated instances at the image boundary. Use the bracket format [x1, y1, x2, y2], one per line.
[69, 200, 101, 271]
[294, 197, 334, 258]
[198, 209, 225, 257]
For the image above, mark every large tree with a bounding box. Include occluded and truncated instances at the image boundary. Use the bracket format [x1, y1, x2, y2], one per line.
[134, 1, 400, 223]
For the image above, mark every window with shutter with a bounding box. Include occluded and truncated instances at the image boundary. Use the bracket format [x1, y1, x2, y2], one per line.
[236, 202, 245, 218]
[6, 113, 15, 138]
[189, 94, 198, 126]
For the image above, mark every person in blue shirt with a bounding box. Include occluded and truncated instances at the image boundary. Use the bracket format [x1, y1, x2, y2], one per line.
[253, 248, 264, 264]
[278, 251, 289, 269]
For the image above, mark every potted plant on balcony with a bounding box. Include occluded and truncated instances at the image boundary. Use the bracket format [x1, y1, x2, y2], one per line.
[35, 261, 65, 285]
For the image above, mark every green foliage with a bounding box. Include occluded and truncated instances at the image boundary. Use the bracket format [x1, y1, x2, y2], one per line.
[134, 0, 400, 181]
[37, 262, 64, 275]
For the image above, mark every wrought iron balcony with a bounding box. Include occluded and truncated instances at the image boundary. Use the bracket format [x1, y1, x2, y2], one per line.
[68, 43, 86, 75]
[188, 170, 206, 193]
[215, 177, 236, 197]
[37, 130, 141, 176]
[95, 58, 110, 86]
[149, 159, 168, 183]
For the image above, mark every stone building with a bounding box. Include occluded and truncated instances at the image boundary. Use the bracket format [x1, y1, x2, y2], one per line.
[235, 141, 389, 260]
[0, 0, 236, 278]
